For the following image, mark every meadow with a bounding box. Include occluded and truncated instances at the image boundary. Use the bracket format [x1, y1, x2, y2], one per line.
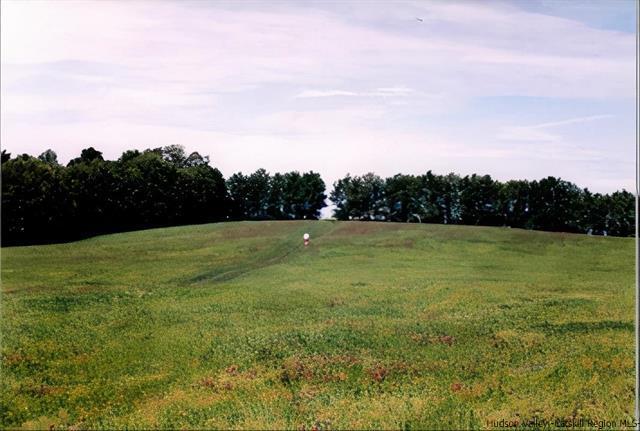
[0, 221, 635, 429]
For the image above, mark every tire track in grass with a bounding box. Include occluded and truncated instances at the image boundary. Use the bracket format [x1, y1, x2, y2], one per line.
[183, 221, 338, 286]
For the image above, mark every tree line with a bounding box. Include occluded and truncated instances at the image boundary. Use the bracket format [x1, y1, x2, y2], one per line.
[1, 146, 634, 245]
[1, 146, 326, 245]
[331, 172, 634, 236]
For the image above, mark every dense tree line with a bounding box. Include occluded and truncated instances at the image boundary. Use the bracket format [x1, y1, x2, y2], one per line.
[227, 169, 326, 220]
[1, 146, 634, 245]
[331, 172, 634, 236]
[1, 146, 326, 245]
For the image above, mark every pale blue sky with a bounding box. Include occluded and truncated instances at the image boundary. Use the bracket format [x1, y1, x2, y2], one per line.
[1, 0, 636, 195]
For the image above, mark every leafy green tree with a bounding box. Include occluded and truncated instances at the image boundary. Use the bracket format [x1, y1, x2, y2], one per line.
[606, 190, 634, 236]
[185, 151, 209, 167]
[227, 172, 250, 219]
[385, 174, 422, 222]
[38, 149, 59, 165]
[268, 173, 288, 219]
[401, 172, 440, 223]
[2, 155, 67, 243]
[330, 175, 351, 220]
[1, 150, 11, 164]
[460, 174, 500, 226]
[331, 173, 386, 220]
[161, 144, 187, 167]
[176, 164, 228, 224]
[498, 180, 532, 228]
[528, 177, 583, 232]
[116, 150, 179, 225]
[580, 190, 608, 235]
[64, 156, 118, 234]
[296, 171, 327, 220]
[118, 150, 142, 163]
[246, 169, 271, 219]
[227, 169, 272, 220]
[68, 147, 104, 166]
[416, 171, 461, 224]
[229, 169, 326, 220]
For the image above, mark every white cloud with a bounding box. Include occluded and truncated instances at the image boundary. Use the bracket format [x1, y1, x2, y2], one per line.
[527, 114, 615, 129]
[497, 114, 614, 142]
[374, 87, 414, 95]
[294, 87, 415, 99]
[295, 90, 359, 98]
[497, 127, 562, 143]
[0, 0, 634, 193]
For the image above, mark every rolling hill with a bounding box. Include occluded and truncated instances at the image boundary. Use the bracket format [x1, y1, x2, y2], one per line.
[1, 221, 634, 429]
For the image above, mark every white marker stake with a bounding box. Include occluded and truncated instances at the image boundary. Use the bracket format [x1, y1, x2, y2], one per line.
[303, 233, 310, 246]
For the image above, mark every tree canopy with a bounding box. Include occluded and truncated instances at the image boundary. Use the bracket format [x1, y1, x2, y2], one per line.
[2, 146, 326, 245]
[1, 147, 634, 245]
[331, 172, 634, 237]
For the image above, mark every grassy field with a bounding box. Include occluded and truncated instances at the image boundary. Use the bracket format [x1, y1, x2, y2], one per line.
[1, 221, 635, 429]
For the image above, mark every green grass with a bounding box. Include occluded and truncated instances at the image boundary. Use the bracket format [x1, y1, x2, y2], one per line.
[0, 221, 634, 429]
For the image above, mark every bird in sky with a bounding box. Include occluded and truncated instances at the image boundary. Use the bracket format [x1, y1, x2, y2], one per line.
[416, 17, 423, 22]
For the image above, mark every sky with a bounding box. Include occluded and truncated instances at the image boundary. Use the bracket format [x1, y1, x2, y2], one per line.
[1, 0, 636, 211]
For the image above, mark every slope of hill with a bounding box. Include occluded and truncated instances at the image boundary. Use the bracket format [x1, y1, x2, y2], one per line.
[1, 221, 634, 429]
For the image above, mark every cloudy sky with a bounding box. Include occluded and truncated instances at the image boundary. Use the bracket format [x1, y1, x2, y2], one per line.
[1, 0, 636, 199]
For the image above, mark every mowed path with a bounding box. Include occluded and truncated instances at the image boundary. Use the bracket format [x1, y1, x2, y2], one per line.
[1, 221, 634, 429]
